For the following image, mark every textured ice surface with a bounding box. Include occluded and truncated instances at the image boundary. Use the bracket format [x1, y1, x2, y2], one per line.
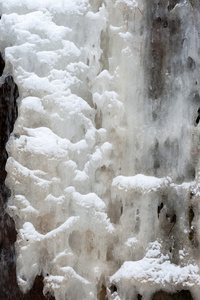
[1, 0, 200, 299]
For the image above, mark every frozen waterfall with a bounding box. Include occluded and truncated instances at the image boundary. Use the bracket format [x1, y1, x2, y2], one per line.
[0, 0, 200, 299]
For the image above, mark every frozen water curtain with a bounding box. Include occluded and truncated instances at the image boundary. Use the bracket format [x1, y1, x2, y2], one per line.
[0, 0, 200, 299]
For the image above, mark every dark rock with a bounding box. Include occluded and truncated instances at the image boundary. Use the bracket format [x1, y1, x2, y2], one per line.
[152, 290, 193, 300]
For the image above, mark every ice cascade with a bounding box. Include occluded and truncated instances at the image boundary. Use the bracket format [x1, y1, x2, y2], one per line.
[1, 0, 200, 299]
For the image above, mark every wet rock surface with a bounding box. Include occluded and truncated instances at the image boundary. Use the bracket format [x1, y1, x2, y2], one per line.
[0, 57, 19, 299]
[152, 290, 193, 300]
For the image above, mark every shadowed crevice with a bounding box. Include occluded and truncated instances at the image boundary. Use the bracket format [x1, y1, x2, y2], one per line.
[152, 290, 193, 300]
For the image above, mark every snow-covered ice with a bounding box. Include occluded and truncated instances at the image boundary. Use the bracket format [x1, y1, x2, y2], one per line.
[1, 0, 200, 299]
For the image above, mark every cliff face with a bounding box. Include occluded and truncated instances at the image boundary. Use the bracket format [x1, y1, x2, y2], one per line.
[0, 53, 19, 299]
[0, 0, 200, 299]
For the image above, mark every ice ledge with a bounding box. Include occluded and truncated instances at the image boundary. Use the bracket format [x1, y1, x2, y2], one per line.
[110, 240, 200, 290]
[112, 174, 172, 194]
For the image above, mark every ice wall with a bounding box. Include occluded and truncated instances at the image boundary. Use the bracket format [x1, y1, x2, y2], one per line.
[1, 0, 200, 299]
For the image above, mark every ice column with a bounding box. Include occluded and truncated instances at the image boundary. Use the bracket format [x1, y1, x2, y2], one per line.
[0, 0, 200, 299]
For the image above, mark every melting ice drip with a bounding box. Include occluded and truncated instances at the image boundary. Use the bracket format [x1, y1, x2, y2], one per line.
[1, 0, 200, 299]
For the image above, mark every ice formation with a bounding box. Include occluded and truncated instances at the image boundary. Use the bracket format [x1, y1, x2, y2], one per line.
[1, 0, 200, 299]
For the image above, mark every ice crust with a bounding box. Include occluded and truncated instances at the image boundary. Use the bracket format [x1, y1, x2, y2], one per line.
[110, 241, 200, 297]
[1, 0, 200, 299]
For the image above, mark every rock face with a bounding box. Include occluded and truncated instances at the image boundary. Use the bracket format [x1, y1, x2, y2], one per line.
[0, 0, 200, 299]
[152, 290, 193, 300]
[0, 53, 19, 299]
